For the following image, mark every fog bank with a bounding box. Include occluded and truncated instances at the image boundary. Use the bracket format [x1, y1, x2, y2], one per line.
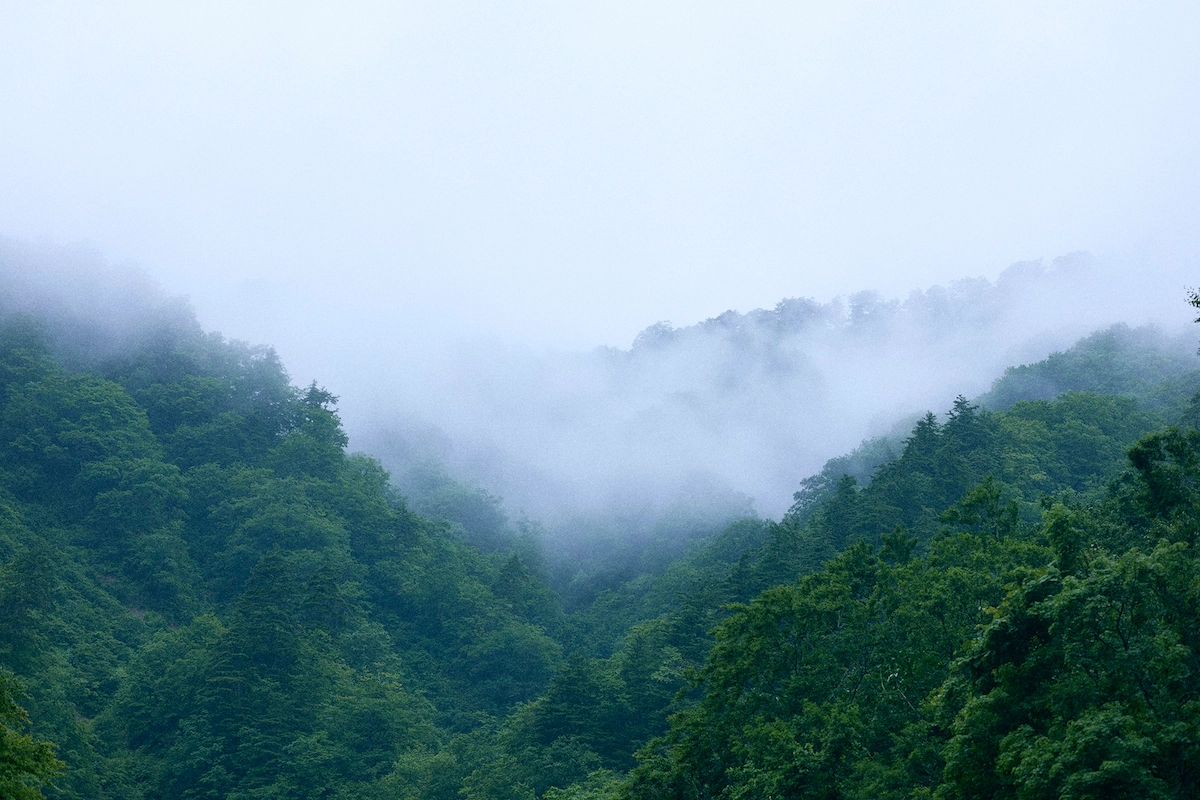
[2, 239, 1193, 544]
[352, 253, 1194, 525]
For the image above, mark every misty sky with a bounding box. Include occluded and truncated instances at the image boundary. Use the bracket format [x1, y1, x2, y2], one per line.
[2, 2, 1198, 368]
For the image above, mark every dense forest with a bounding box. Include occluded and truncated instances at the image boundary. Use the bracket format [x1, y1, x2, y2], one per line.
[2, 287, 1199, 799]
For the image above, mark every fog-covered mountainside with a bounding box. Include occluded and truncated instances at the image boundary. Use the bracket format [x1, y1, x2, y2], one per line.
[979, 323, 1200, 412]
[7, 239, 1197, 600]
[0, 240, 199, 370]
[0, 271, 1195, 800]
[3, 268, 1198, 799]
[2, 241, 1199, 799]
[796, 323, 1200, 506]
[362, 257, 1183, 523]
[357, 253, 1193, 573]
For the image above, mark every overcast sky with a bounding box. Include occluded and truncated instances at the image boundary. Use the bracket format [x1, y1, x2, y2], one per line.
[2, 1, 1198, 369]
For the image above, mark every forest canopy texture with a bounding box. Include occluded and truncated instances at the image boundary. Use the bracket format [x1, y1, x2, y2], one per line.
[0, 291, 1198, 799]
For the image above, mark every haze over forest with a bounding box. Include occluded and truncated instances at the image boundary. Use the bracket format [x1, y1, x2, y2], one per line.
[2, 232, 1200, 800]
[4, 5, 1200, 798]
[355, 252, 1191, 526]
[4, 3, 1198, 544]
[2, 238, 1192, 537]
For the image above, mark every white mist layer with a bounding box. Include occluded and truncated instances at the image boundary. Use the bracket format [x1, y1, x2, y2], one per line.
[351, 253, 1193, 524]
[0, 239, 1192, 538]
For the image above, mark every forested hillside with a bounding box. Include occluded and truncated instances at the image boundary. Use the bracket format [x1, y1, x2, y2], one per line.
[2, 294, 1199, 799]
[0, 312, 561, 799]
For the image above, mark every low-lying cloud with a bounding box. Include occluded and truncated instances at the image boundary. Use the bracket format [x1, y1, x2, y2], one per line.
[2, 239, 1193, 551]
[354, 253, 1194, 530]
